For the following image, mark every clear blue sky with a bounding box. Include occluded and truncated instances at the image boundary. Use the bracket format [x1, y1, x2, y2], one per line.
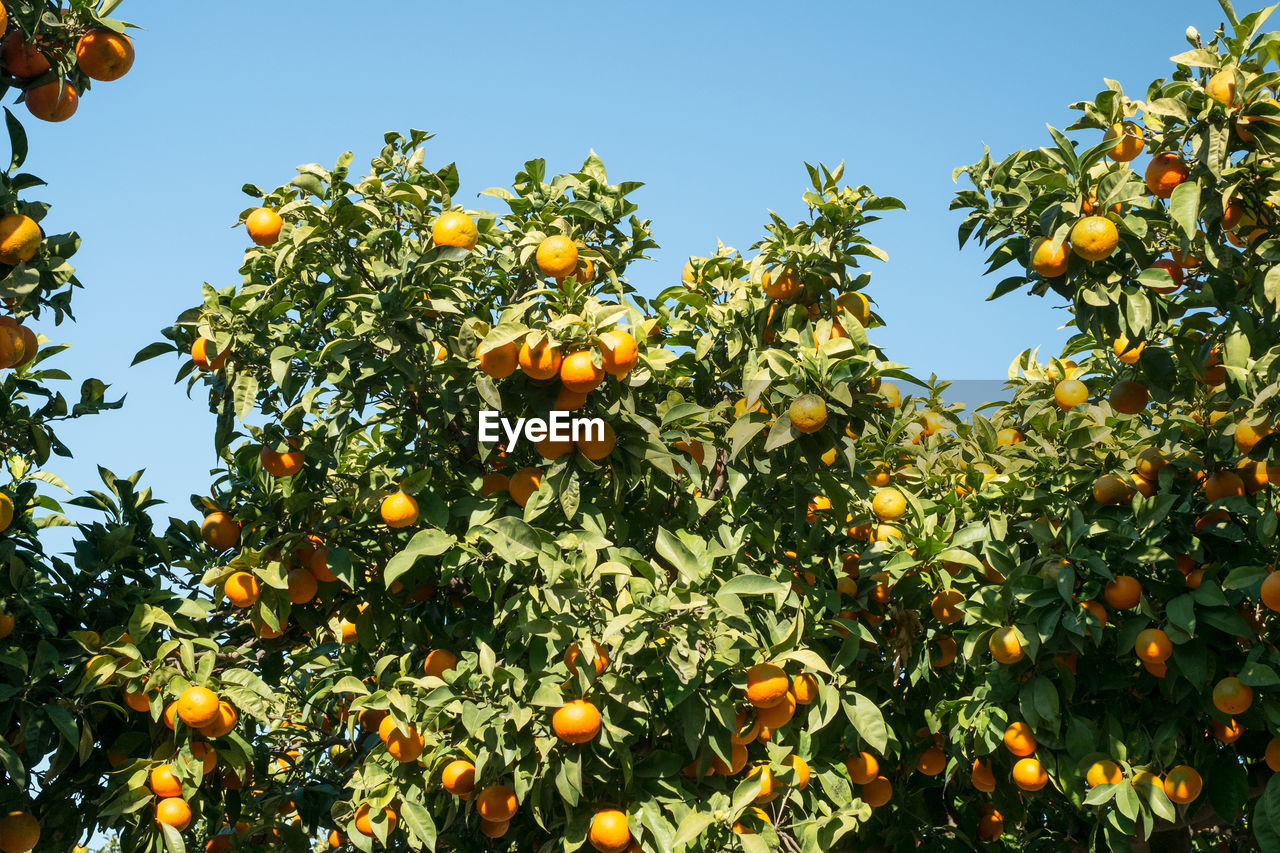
[25, 0, 1221, 526]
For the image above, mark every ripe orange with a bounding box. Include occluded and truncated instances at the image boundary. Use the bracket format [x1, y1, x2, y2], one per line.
[423, 649, 458, 678]
[508, 467, 544, 507]
[377, 717, 424, 763]
[480, 819, 509, 838]
[1203, 471, 1245, 502]
[1135, 447, 1166, 480]
[791, 672, 818, 704]
[1109, 380, 1148, 415]
[517, 338, 561, 380]
[191, 337, 227, 371]
[552, 699, 601, 743]
[431, 211, 478, 249]
[1112, 335, 1145, 365]
[1212, 676, 1253, 715]
[1104, 121, 1144, 161]
[1004, 721, 1037, 757]
[1261, 571, 1280, 612]
[260, 443, 304, 477]
[122, 684, 150, 712]
[861, 776, 892, 807]
[932, 635, 958, 667]
[1265, 737, 1280, 772]
[554, 385, 588, 411]
[177, 685, 221, 728]
[916, 746, 945, 776]
[588, 810, 631, 853]
[1012, 757, 1048, 791]
[1163, 765, 1202, 804]
[1211, 718, 1244, 744]
[354, 804, 396, 836]
[789, 394, 827, 433]
[845, 751, 879, 785]
[0, 215, 41, 266]
[1, 33, 49, 77]
[441, 759, 475, 797]
[560, 349, 605, 393]
[565, 641, 609, 676]
[762, 267, 801, 300]
[1054, 379, 1088, 410]
[246, 207, 283, 246]
[190, 742, 217, 773]
[989, 626, 1024, 664]
[75, 29, 134, 81]
[995, 427, 1023, 447]
[1104, 576, 1142, 609]
[930, 589, 964, 624]
[745, 663, 789, 709]
[871, 487, 906, 521]
[481, 472, 509, 496]
[0, 811, 38, 853]
[756, 689, 796, 729]
[730, 709, 761, 745]
[1207, 69, 1237, 106]
[1235, 418, 1272, 454]
[475, 785, 518, 822]
[477, 340, 519, 378]
[731, 807, 771, 834]
[380, 491, 419, 527]
[1030, 236, 1070, 277]
[972, 759, 996, 792]
[24, 79, 78, 122]
[712, 742, 748, 775]
[1085, 760, 1122, 787]
[1093, 474, 1133, 506]
[1134, 628, 1173, 663]
[578, 422, 617, 461]
[286, 568, 318, 605]
[536, 235, 578, 277]
[201, 512, 241, 550]
[599, 330, 638, 377]
[155, 798, 191, 831]
[535, 434, 574, 460]
[1070, 216, 1119, 261]
[1146, 153, 1189, 198]
[224, 572, 260, 608]
[977, 805, 1004, 841]
[149, 764, 184, 798]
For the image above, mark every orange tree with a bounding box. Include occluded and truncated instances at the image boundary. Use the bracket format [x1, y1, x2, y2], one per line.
[0, 4, 237, 853]
[119, 4, 1280, 853]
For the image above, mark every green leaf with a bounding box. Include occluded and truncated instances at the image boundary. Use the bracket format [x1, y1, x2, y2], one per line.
[1255, 773, 1280, 852]
[843, 692, 888, 753]
[384, 529, 456, 586]
[478, 517, 539, 562]
[4, 108, 26, 172]
[671, 811, 714, 847]
[1167, 180, 1201, 237]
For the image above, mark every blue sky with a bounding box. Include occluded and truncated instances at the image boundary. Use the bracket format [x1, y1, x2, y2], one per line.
[24, 0, 1223, 526]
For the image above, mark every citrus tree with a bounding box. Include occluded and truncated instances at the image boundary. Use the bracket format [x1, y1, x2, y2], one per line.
[0, 4, 227, 853]
[93, 2, 1280, 853]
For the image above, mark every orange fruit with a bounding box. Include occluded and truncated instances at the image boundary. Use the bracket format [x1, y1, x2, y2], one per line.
[1109, 380, 1148, 415]
[441, 759, 475, 797]
[977, 805, 1004, 841]
[201, 512, 241, 550]
[1261, 571, 1280, 612]
[1104, 121, 1144, 161]
[155, 798, 191, 831]
[354, 804, 396, 837]
[871, 487, 906, 521]
[916, 746, 945, 776]
[1207, 69, 1237, 106]
[712, 742, 748, 775]
[518, 338, 562, 380]
[789, 394, 827, 433]
[1163, 766, 1202, 804]
[861, 776, 892, 807]
[1135, 447, 1167, 480]
[423, 649, 458, 678]
[745, 663, 789, 709]
[1104, 576, 1142, 609]
[508, 467, 544, 507]
[1146, 153, 1189, 198]
[730, 709, 761, 746]
[1235, 418, 1272, 454]
[588, 810, 631, 853]
[577, 422, 617, 461]
[1093, 474, 1133, 505]
[260, 443, 304, 477]
[535, 434, 574, 460]
[599, 330, 638, 377]
[1054, 379, 1088, 410]
[177, 686, 221, 728]
[191, 337, 227, 371]
[475, 785, 518, 822]
[481, 472, 509, 496]
[932, 635, 958, 667]
[1134, 628, 1173, 663]
[1012, 757, 1048, 791]
[554, 386, 589, 411]
[1070, 216, 1119, 261]
[845, 751, 879, 785]
[1, 33, 49, 77]
[122, 685, 150, 712]
[565, 641, 609, 676]
[24, 79, 78, 122]
[190, 742, 217, 774]
[762, 267, 801, 300]
[731, 807, 771, 834]
[1211, 718, 1244, 744]
[75, 29, 134, 81]
[996, 427, 1024, 447]
[747, 764, 781, 803]
[791, 672, 818, 704]
[1086, 760, 1122, 787]
[0, 812, 38, 853]
[431, 211, 478, 249]
[1203, 471, 1245, 501]
[989, 626, 1024, 664]
[0, 215, 41, 267]
[1030, 237, 1070, 277]
[560, 349, 605, 393]
[480, 819, 509, 839]
[377, 717, 424, 763]
[553, 699, 602, 743]
[972, 759, 996, 792]
[224, 572, 260, 608]
[246, 207, 283, 246]
[286, 568, 318, 605]
[149, 764, 184, 798]
[380, 491, 419, 527]
[1112, 335, 1145, 365]
[536, 235, 578, 277]
[1004, 721, 1037, 757]
[756, 690, 796, 729]
[1212, 676, 1253, 715]
[1264, 737, 1280, 772]
[477, 340, 519, 378]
